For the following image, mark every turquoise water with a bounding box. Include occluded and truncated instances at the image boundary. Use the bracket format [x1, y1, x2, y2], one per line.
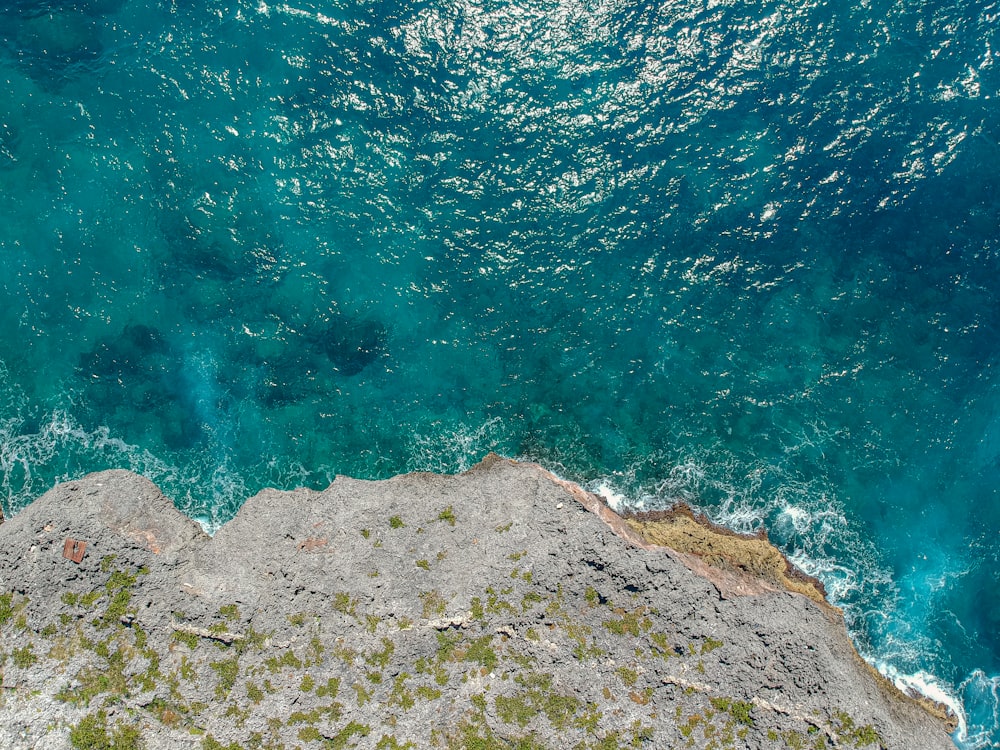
[1, 0, 998, 743]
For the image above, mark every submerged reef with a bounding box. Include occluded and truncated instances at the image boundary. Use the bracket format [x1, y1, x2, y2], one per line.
[0, 455, 955, 749]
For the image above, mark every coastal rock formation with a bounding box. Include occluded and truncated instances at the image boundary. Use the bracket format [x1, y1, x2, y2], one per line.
[0, 455, 955, 749]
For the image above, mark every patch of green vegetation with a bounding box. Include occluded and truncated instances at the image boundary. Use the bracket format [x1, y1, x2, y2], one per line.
[100, 555, 118, 573]
[389, 515, 405, 529]
[353, 681, 372, 705]
[572, 637, 606, 662]
[210, 657, 240, 698]
[317, 677, 340, 698]
[832, 710, 882, 748]
[495, 521, 513, 534]
[69, 709, 141, 750]
[390, 672, 415, 710]
[415, 559, 430, 570]
[179, 655, 197, 681]
[307, 635, 325, 665]
[333, 592, 359, 617]
[218, 604, 240, 621]
[366, 637, 395, 669]
[288, 700, 344, 726]
[265, 649, 303, 673]
[333, 644, 357, 665]
[701, 636, 724, 654]
[0, 592, 15, 626]
[508, 550, 527, 562]
[417, 654, 452, 686]
[376, 735, 416, 750]
[235, 626, 268, 655]
[649, 632, 676, 659]
[485, 587, 516, 617]
[616, 666, 639, 686]
[679, 712, 702, 739]
[437, 506, 457, 526]
[61, 592, 80, 607]
[365, 614, 381, 633]
[97, 569, 139, 628]
[223, 701, 251, 726]
[287, 612, 309, 627]
[329, 721, 371, 749]
[520, 592, 543, 612]
[300, 673, 316, 693]
[299, 726, 323, 742]
[710, 697, 754, 727]
[416, 684, 443, 701]
[57, 647, 130, 708]
[246, 682, 264, 704]
[201, 735, 244, 750]
[420, 590, 447, 618]
[12, 644, 37, 668]
[495, 672, 582, 731]
[602, 607, 652, 638]
[80, 589, 102, 609]
[574, 703, 604, 735]
[436, 631, 463, 663]
[470, 597, 485, 621]
[464, 635, 498, 672]
[173, 630, 199, 650]
[782, 729, 814, 750]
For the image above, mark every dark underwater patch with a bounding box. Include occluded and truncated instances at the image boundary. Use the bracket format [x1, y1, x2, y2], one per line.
[315, 316, 388, 377]
[79, 324, 170, 382]
[77, 324, 210, 450]
[4, 9, 106, 90]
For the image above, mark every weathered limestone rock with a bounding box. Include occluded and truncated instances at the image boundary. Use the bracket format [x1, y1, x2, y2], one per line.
[0, 455, 956, 749]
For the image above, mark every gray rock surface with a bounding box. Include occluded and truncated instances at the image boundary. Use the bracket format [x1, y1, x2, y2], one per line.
[0, 455, 955, 749]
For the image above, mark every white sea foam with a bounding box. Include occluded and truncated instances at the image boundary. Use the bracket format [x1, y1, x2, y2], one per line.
[592, 481, 628, 512]
[1, 408, 170, 512]
[407, 416, 508, 475]
[876, 663, 971, 744]
[0, 391, 250, 533]
[955, 670, 1000, 750]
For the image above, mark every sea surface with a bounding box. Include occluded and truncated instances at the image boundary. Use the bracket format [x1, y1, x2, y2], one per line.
[1, 0, 998, 744]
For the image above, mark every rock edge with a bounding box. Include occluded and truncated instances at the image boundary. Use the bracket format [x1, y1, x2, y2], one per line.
[0, 454, 956, 749]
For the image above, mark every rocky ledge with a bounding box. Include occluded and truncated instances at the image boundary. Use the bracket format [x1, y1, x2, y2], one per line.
[0, 455, 955, 749]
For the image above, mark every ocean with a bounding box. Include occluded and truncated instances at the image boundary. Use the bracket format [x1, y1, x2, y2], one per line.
[0, 0, 997, 744]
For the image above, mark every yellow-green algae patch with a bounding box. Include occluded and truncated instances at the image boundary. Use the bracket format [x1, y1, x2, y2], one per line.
[625, 505, 829, 606]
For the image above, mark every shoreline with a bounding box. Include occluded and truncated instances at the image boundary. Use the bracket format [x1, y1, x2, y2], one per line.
[0, 454, 957, 748]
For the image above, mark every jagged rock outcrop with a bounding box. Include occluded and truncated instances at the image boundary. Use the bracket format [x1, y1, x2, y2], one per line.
[0, 455, 955, 749]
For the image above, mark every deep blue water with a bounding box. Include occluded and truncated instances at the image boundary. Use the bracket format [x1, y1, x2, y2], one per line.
[1, 0, 998, 744]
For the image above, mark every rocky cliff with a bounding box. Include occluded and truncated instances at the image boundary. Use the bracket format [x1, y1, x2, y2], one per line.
[0, 455, 955, 749]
